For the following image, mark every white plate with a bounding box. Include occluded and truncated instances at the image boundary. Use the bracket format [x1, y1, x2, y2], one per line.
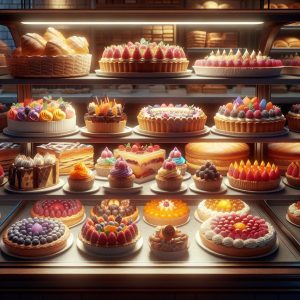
[224, 178, 285, 194]
[286, 214, 300, 228]
[189, 182, 227, 194]
[63, 182, 100, 194]
[143, 216, 190, 227]
[150, 183, 188, 194]
[103, 182, 142, 194]
[195, 231, 279, 259]
[133, 125, 210, 138]
[77, 234, 143, 257]
[4, 179, 64, 194]
[0, 233, 74, 260]
[282, 66, 300, 76]
[211, 126, 289, 138]
[149, 242, 189, 260]
[68, 213, 87, 228]
[3, 126, 80, 138]
[95, 69, 193, 78]
[282, 177, 300, 190]
[80, 126, 132, 137]
[95, 175, 108, 181]
[194, 210, 204, 223]
[183, 172, 191, 181]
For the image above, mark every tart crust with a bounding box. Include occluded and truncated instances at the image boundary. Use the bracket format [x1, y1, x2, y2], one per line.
[285, 173, 300, 187]
[287, 113, 300, 131]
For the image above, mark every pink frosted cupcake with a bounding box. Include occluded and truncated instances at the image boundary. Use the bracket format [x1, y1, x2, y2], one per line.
[95, 147, 116, 177]
[169, 147, 187, 176]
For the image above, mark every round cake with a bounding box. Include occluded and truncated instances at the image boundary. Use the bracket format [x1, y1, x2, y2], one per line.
[137, 104, 207, 133]
[143, 199, 189, 226]
[185, 142, 249, 175]
[90, 199, 139, 223]
[31, 199, 85, 227]
[286, 161, 300, 187]
[197, 199, 250, 222]
[99, 39, 189, 73]
[227, 160, 281, 191]
[287, 104, 300, 132]
[7, 98, 76, 135]
[282, 53, 300, 75]
[214, 96, 285, 134]
[2, 217, 70, 257]
[287, 202, 300, 225]
[199, 213, 277, 257]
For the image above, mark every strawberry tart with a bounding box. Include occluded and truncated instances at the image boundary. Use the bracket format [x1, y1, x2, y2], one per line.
[199, 213, 277, 257]
[282, 53, 300, 75]
[287, 202, 300, 225]
[287, 104, 300, 132]
[286, 161, 300, 187]
[99, 39, 189, 73]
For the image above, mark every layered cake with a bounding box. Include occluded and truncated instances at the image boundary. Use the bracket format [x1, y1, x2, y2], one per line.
[95, 147, 116, 177]
[108, 158, 135, 188]
[185, 142, 249, 175]
[196, 199, 250, 222]
[84, 97, 127, 133]
[114, 144, 165, 179]
[31, 199, 85, 227]
[90, 199, 139, 223]
[7, 98, 76, 135]
[193, 161, 222, 191]
[168, 147, 187, 175]
[287, 202, 300, 225]
[2, 217, 70, 257]
[68, 162, 95, 191]
[214, 97, 285, 134]
[286, 161, 300, 187]
[194, 49, 283, 77]
[137, 104, 207, 133]
[149, 225, 189, 254]
[0, 142, 21, 172]
[287, 104, 300, 132]
[37, 142, 94, 175]
[144, 199, 189, 226]
[199, 214, 277, 257]
[99, 39, 189, 73]
[9, 153, 59, 191]
[227, 160, 281, 191]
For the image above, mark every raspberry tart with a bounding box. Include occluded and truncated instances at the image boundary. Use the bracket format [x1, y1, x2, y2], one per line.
[287, 104, 300, 132]
[168, 147, 187, 176]
[287, 202, 300, 226]
[227, 160, 281, 191]
[31, 199, 85, 227]
[199, 213, 277, 257]
[286, 161, 300, 187]
[95, 147, 116, 177]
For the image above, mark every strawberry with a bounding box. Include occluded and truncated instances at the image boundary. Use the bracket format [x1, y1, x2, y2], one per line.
[292, 165, 299, 177]
[154, 47, 164, 60]
[246, 170, 254, 181]
[165, 48, 174, 59]
[124, 229, 133, 242]
[239, 169, 246, 180]
[50, 210, 55, 218]
[106, 48, 113, 59]
[132, 46, 142, 60]
[86, 218, 94, 226]
[131, 144, 139, 152]
[128, 225, 135, 237]
[118, 144, 126, 151]
[122, 46, 131, 59]
[147, 146, 154, 152]
[173, 47, 181, 59]
[91, 231, 99, 245]
[107, 232, 117, 245]
[98, 232, 108, 246]
[143, 47, 153, 60]
[117, 231, 126, 245]
[153, 144, 160, 150]
[261, 170, 269, 181]
[269, 169, 277, 180]
[107, 215, 115, 222]
[55, 210, 62, 218]
[113, 48, 121, 59]
[97, 217, 105, 223]
[274, 167, 280, 178]
[132, 223, 138, 235]
[233, 168, 240, 179]
[254, 170, 262, 181]
[85, 227, 93, 241]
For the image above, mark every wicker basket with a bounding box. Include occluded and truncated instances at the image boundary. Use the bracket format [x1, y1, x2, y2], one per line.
[8, 54, 92, 77]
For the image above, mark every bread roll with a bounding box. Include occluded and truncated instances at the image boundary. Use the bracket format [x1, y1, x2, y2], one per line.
[66, 36, 89, 54]
[218, 3, 232, 9]
[21, 33, 47, 55]
[203, 1, 218, 9]
[273, 40, 288, 48]
[44, 27, 65, 41]
[44, 39, 74, 56]
[277, 4, 289, 9]
[12, 47, 22, 56]
[289, 41, 300, 48]
[285, 37, 299, 44]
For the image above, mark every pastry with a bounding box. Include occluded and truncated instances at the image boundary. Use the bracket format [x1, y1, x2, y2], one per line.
[66, 36, 89, 54]
[84, 97, 127, 133]
[193, 161, 222, 191]
[9, 153, 59, 191]
[68, 162, 95, 191]
[114, 144, 165, 179]
[2, 217, 70, 257]
[99, 39, 189, 73]
[44, 38, 74, 56]
[196, 199, 250, 222]
[31, 199, 85, 227]
[144, 199, 189, 226]
[36, 142, 94, 175]
[137, 104, 207, 133]
[21, 33, 47, 55]
[95, 147, 116, 177]
[287, 202, 300, 225]
[287, 104, 300, 132]
[168, 147, 187, 176]
[286, 161, 300, 187]
[199, 214, 276, 257]
[185, 142, 249, 175]
[0, 142, 21, 173]
[108, 158, 135, 188]
[155, 158, 183, 191]
[227, 160, 281, 191]
[214, 96, 286, 134]
[90, 199, 138, 223]
[43, 27, 66, 41]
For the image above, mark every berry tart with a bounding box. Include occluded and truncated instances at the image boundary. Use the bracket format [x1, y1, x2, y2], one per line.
[193, 49, 283, 77]
[144, 199, 189, 226]
[286, 161, 300, 187]
[199, 213, 277, 257]
[168, 147, 187, 176]
[196, 199, 250, 222]
[31, 199, 85, 227]
[137, 103, 207, 133]
[90, 199, 139, 223]
[95, 147, 116, 177]
[287, 104, 300, 132]
[99, 39, 189, 73]
[68, 162, 95, 191]
[214, 96, 286, 134]
[108, 158, 135, 188]
[2, 217, 70, 257]
[227, 160, 281, 191]
[84, 97, 127, 133]
[282, 53, 300, 75]
[287, 202, 300, 226]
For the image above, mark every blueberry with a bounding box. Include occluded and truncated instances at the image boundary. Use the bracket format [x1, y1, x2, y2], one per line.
[46, 236, 53, 243]
[269, 109, 275, 118]
[52, 234, 58, 241]
[17, 238, 24, 245]
[24, 239, 32, 246]
[238, 111, 246, 119]
[32, 239, 39, 246]
[12, 236, 18, 243]
[40, 237, 47, 244]
[115, 215, 122, 224]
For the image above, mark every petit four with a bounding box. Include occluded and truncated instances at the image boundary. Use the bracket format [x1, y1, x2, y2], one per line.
[287, 104, 300, 132]
[286, 161, 300, 187]
[68, 162, 95, 191]
[287, 202, 300, 225]
[0, 142, 21, 173]
[108, 158, 135, 188]
[168, 147, 187, 175]
[95, 147, 116, 177]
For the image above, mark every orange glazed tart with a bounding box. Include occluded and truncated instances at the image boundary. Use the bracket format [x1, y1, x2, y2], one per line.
[227, 160, 281, 191]
[287, 202, 300, 225]
[144, 199, 189, 226]
[287, 104, 300, 132]
[286, 161, 300, 187]
[68, 162, 95, 191]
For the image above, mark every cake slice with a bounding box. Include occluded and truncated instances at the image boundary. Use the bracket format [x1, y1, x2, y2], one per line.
[0, 142, 21, 172]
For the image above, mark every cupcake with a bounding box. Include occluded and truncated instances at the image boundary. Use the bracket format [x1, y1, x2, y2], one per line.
[84, 97, 127, 133]
[155, 158, 183, 191]
[68, 162, 95, 191]
[168, 147, 187, 175]
[95, 147, 116, 177]
[193, 161, 222, 191]
[108, 157, 135, 188]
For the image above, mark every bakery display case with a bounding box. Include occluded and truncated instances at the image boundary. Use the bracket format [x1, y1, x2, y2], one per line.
[1, 4, 300, 298]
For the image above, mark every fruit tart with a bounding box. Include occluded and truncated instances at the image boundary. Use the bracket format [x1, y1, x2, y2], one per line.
[287, 104, 300, 132]
[68, 162, 95, 191]
[286, 161, 300, 187]
[95, 147, 116, 177]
